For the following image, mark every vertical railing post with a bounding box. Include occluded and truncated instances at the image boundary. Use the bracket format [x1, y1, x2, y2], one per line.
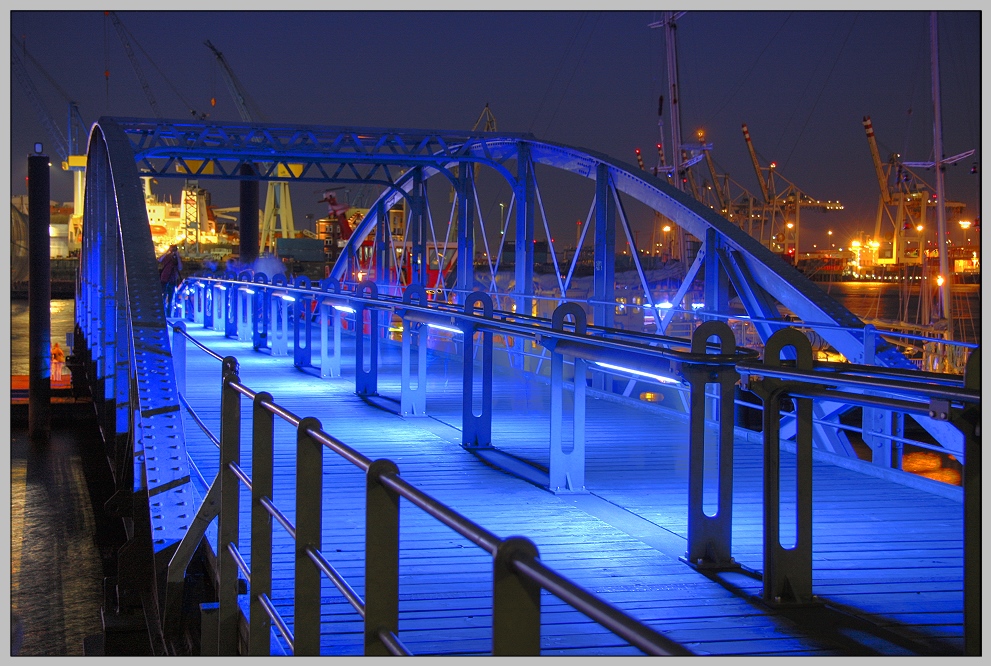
[364, 459, 400, 655]
[293, 289, 314, 369]
[400, 320, 427, 417]
[249, 391, 275, 656]
[294, 416, 324, 655]
[547, 303, 588, 493]
[237, 286, 253, 342]
[225, 282, 238, 339]
[757, 329, 815, 606]
[682, 321, 740, 570]
[400, 285, 429, 417]
[957, 348, 981, 656]
[270, 295, 289, 356]
[217, 356, 242, 655]
[171, 321, 187, 396]
[354, 281, 379, 396]
[319, 299, 341, 378]
[492, 537, 541, 655]
[461, 293, 493, 448]
[204, 281, 214, 329]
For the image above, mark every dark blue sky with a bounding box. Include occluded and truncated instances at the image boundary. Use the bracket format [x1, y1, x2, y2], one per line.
[6, 10, 983, 249]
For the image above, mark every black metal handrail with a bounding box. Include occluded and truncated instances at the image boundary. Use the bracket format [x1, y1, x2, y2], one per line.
[208, 368, 692, 656]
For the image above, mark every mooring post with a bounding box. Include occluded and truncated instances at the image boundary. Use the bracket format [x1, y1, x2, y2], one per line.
[28, 147, 51, 444]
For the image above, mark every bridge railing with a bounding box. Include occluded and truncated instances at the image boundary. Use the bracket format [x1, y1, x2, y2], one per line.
[167, 284, 980, 655]
[169, 342, 693, 655]
[175, 273, 970, 475]
[738, 328, 980, 655]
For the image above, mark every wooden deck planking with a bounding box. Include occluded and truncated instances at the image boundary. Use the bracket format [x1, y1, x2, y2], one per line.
[175, 324, 966, 655]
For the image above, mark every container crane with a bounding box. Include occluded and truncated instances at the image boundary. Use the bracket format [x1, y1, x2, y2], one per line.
[106, 12, 160, 117]
[11, 40, 88, 254]
[205, 39, 296, 254]
[740, 122, 842, 261]
[862, 115, 967, 267]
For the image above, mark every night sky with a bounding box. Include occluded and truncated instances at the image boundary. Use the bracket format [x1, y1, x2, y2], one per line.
[6, 9, 984, 251]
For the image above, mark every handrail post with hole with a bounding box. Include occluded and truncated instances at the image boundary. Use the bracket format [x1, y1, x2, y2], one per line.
[754, 329, 816, 606]
[400, 285, 429, 417]
[681, 320, 741, 571]
[461, 292, 494, 448]
[548, 303, 589, 493]
[354, 281, 380, 396]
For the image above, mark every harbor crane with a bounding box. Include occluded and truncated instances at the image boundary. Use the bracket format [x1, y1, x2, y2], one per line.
[11, 38, 88, 253]
[107, 12, 160, 118]
[863, 115, 969, 267]
[205, 38, 296, 254]
[740, 122, 842, 261]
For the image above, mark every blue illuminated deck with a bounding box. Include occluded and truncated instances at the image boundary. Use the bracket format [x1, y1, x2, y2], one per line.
[177, 325, 964, 656]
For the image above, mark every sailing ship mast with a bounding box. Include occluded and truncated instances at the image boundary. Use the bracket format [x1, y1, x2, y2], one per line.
[930, 11, 954, 341]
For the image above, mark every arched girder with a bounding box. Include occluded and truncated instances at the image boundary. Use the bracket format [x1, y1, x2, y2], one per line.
[335, 136, 903, 368]
[79, 117, 192, 556]
[332, 136, 961, 455]
[91, 117, 960, 461]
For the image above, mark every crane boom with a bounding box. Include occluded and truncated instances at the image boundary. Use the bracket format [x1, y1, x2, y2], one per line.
[471, 103, 497, 132]
[11, 43, 70, 161]
[741, 123, 769, 203]
[204, 39, 253, 122]
[862, 116, 892, 205]
[107, 12, 161, 118]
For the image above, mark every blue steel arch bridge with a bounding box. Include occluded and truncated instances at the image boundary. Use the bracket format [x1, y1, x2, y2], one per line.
[73, 117, 979, 656]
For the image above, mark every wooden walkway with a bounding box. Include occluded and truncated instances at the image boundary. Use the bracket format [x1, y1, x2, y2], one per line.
[176, 324, 966, 656]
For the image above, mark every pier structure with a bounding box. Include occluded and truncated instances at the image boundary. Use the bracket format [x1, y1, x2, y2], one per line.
[69, 117, 979, 655]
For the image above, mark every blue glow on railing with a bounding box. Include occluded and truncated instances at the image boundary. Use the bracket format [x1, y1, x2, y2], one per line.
[280, 294, 296, 302]
[594, 361, 680, 385]
[333, 305, 356, 313]
[691, 302, 705, 310]
[215, 285, 227, 291]
[658, 302, 673, 309]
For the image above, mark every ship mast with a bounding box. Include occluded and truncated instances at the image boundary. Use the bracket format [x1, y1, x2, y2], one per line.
[930, 11, 953, 341]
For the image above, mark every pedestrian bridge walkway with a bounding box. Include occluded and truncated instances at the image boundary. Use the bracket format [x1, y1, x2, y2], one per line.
[174, 316, 967, 657]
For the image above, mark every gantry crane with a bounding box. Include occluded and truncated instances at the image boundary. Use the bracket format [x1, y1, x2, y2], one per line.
[862, 115, 969, 266]
[740, 122, 842, 261]
[11, 38, 88, 253]
[107, 12, 161, 118]
[205, 39, 296, 254]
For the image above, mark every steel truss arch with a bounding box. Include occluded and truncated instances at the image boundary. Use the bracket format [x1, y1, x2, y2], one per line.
[78, 118, 193, 560]
[335, 136, 962, 456]
[83, 117, 962, 471]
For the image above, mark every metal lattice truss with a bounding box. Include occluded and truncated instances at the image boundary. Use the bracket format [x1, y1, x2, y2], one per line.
[76, 119, 963, 562]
